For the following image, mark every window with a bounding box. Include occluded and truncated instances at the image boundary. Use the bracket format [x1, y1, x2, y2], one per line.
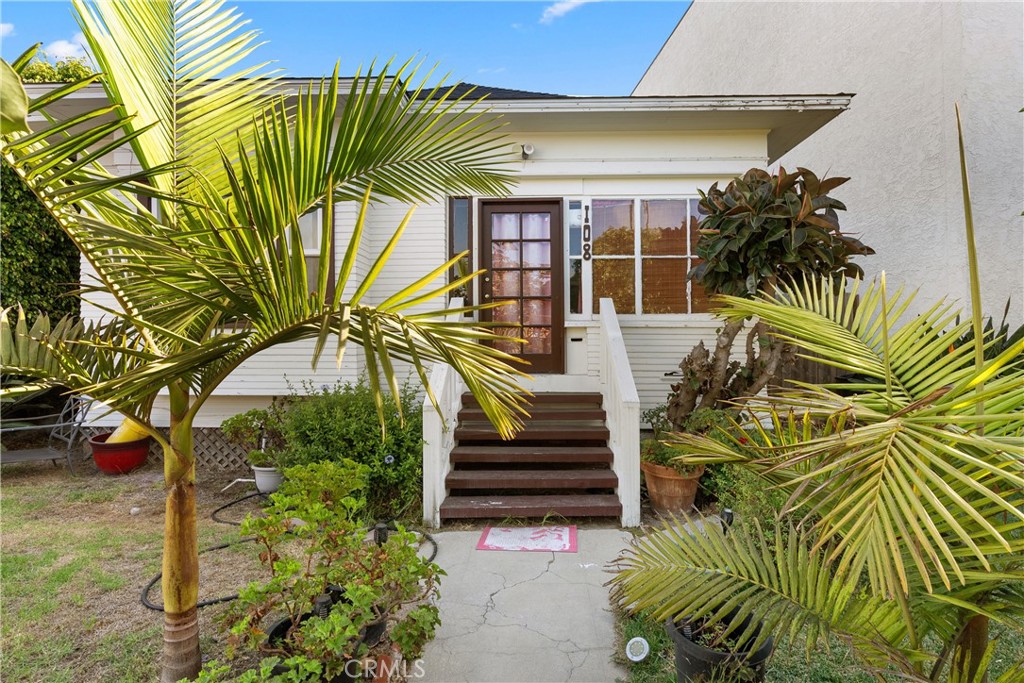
[447, 197, 473, 303]
[569, 197, 709, 316]
[295, 209, 336, 299]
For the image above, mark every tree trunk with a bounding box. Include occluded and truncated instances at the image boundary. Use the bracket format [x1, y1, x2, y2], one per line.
[953, 615, 989, 683]
[160, 385, 201, 683]
[696, 319, 744, 411]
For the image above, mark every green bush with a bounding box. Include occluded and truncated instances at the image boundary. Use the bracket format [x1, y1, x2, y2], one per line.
[0, 162, 80, 320]
[283, 380, 423, 520]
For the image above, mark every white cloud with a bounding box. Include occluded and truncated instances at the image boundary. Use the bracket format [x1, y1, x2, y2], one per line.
[0, 23, 14, 39]
[477, 67, 507, 75]
[44, 32, 89, 61]
[540, 0, 599, 24]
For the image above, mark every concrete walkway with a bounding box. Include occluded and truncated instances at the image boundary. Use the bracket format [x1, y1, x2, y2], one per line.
[420, 528, 632, 683]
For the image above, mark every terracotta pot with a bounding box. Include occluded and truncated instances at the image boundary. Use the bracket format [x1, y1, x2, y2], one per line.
[641, 461, 705, 515]
[89, 432, 150, 475]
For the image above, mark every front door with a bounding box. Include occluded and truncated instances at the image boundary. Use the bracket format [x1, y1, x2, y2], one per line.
[480, 200, 564, 374]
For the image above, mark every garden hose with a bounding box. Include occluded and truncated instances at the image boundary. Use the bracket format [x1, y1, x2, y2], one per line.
[210, 490, 267, 526]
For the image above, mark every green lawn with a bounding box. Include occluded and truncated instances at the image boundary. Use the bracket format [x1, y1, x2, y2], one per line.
[0, 461, 265, 682]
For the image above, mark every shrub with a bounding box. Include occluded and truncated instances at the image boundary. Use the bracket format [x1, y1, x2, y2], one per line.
[221, 400, 289, 468]
[282, 380, 423, 520]
[0, 162, 80, 320]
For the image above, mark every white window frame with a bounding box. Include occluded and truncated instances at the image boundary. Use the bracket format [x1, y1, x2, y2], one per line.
[564, 195, 711, 323]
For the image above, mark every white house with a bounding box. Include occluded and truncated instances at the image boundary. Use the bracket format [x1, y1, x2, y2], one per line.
[634, 0, 1024, 323]
[56, 77, 849, 526]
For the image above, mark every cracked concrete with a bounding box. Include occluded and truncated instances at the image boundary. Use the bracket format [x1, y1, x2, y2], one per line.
[419, 528, 631, 683]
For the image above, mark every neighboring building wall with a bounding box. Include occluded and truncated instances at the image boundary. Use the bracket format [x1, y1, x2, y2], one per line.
[635, 1, 1024, 323]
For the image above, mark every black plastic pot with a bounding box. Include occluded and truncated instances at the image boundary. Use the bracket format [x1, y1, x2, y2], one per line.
[665, 608, 774, 682]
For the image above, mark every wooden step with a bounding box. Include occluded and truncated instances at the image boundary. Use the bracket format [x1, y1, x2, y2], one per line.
[446, 469, 618, 490]
[458, 407, 606, 422]
[461, 392, 603, 409]
[455, 424, 609, 443]
[439, 494, 622, 519]
[450, 445, 614, 464]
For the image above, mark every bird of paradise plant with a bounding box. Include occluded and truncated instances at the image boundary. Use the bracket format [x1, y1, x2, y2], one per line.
[0, 2, 529, 680]
[612, 106, 1024, 683]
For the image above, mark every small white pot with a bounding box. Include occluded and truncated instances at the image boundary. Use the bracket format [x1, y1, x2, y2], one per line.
[252, 465, 283, 493]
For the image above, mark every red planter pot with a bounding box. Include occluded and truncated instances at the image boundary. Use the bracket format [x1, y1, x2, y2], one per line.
[89, 432, 151, 475]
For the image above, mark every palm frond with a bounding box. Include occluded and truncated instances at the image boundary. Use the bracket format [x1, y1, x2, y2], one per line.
[73, 0, 280, 199]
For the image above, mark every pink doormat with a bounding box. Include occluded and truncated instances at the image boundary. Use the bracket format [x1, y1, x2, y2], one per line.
[476, 525, 578, 553]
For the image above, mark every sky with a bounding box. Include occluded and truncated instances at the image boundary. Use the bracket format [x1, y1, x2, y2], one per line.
[0, 1, 690, 96]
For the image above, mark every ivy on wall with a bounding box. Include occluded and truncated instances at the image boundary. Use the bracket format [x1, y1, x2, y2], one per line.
[1, 161, 80, 319]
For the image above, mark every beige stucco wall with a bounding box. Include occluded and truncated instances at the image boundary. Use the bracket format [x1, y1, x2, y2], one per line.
[635, 1, 1024, 323]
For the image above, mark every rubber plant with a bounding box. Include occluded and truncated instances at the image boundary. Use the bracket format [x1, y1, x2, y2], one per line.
[0, 2, 530, 680]
[612, 107, 1024, 682]
[666, 167, 875, 429]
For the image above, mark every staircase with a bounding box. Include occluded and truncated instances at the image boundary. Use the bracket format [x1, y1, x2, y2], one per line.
[438, 392, 622, 520]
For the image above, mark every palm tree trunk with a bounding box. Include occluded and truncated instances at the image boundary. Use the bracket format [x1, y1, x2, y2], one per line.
[160, 384, 201, 683]
[954, 615, 989, 683]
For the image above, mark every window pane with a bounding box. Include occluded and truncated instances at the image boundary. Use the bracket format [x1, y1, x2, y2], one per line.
[592, 259, 635, 314]
[523, 299, 552, 325]
[451, 198, 470, 253]
[448, 197, 472, 304]
[523, 327, 552, 354]
[298, 210, 319, 254]
[522, 213, 551, 239]
[522, 270, 551, 296]
[492, 242, 520, 268]
[492, 300, 520, 323]
[569, 259, 583, 314]
[522, 241, 551, 268]
[305, 256, 319, 293]
[491, 213, 519, 239]
[592, 199, 634, 256]
[493, 271, 520, 297]
[642, 258, 686, 314]
[641, 199, 686, 256]
[568, 201, 582, 257]
[493, 327, 521, 355]
[689, 259, 712, 313]
[689, 198, 704, 255]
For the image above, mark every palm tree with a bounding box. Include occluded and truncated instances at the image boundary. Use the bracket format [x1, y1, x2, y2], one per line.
[613, 275, 1024, 681]
[0, 2, 529, 680]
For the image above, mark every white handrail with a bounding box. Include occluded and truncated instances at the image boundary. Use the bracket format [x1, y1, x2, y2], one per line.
[599, 298, 641, 527]
[421, 297, 466, 528]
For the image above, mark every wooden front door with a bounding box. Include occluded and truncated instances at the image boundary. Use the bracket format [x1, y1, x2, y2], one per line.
[480, 200, 564, 374]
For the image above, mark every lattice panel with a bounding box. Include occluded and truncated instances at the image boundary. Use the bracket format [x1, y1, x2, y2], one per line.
[80, 427, 248, 471]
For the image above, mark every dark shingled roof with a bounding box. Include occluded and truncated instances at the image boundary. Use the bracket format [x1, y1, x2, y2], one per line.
[413, 83, 571, 100]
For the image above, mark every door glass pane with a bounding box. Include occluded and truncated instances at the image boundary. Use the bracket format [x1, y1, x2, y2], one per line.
[522, 270, 551, 296]
[592, 259, 635, 313]
[524, 327, 552, 354]
[689, 259, 711, 313]
[642, 258, 686, 314]
[492, 242, 520, 268]
[522, 213, 551, 239]
[493, 327, 522, 355]
[523, 299, 552, 325]
[641, 199, 686, 256]
[569, 260, 583, 314]
[493, 271, 520, 297]
[492, 300, 520, 323]
[521, 242, 551, 268]
[491, 213, 519, 239]
[592, 199, 634, 256]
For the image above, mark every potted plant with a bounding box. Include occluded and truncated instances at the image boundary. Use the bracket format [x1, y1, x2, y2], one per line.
[221, 461, 443, 681]
[640, 438, 705, 515]
[222, 404, 289, 493]
[89, 418, 151, 475]
[666, 608, 773, 682]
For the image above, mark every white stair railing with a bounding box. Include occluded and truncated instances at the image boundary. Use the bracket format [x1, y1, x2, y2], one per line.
[599, 298, 641, 527]
[421, 297, 466, 528]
